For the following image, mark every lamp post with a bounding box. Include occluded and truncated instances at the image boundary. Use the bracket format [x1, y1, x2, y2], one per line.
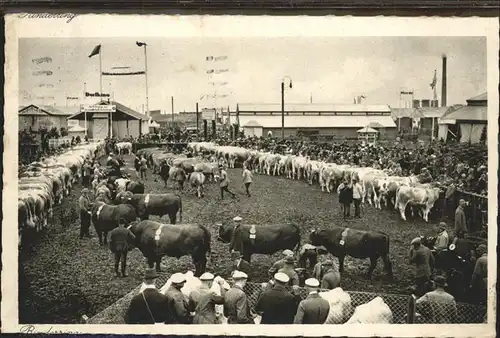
[281, 76, 293, 139]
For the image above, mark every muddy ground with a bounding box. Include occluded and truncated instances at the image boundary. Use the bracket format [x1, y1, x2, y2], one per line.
[19, 154, 437, 324]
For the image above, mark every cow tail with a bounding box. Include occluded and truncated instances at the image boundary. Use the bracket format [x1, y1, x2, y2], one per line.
[394, 187, 400, 210]
[177, 194, 183, 222]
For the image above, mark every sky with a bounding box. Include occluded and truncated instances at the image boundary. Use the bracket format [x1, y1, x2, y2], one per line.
[19, 36, 487, 113]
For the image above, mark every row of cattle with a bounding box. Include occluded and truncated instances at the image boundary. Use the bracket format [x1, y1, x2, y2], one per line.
[187, 142, 447, 223]
[18, 141, 106, 245]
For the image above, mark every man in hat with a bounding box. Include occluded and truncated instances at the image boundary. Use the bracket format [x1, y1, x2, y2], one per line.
[242, 164, 253, 197]
[337, 177, 353, 218]
[188, 272, 227, 324]
[78, 188, 92, 239]
[255, 272, 301, 324]
[320, 260, 341, 290]
[293, 278, 330, 324]
[409, 237, 434, 297]
[109, 218, 136, 277]
[433, 222, 449, 252]
[278, 256, 299, 287]
[351, 178, 363, 218]
[219, 164, 237, 199]
[470, 244, 488, 304]
[416, 275, 458, 323]
[454, 199, 467, 239]
[165, 272, 192, 324]
[125, 268, 169, 324]
[268, 249, 295, 278]
[223, 271, 254, 324]
[231, 250, 251, 279]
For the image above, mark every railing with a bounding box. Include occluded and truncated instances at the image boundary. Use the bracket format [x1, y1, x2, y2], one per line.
[86, 279, 486, 325]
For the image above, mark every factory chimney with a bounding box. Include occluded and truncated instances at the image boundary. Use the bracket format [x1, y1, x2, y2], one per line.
[441, 54, 447, 107]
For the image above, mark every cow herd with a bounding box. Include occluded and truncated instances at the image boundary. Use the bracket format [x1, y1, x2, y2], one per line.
[18, 141, 106, 246]
[186, 142, 445, 223]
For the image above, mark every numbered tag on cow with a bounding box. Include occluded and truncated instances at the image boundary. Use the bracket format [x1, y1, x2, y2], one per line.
[340, 228, 349, 246]
[154, 225, 163, 241]
[249, 224, 256, 240]
[144, 194, 150, 208]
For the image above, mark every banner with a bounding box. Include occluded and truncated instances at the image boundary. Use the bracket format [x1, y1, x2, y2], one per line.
[81, 104, 116, 113]
[102, 71, 145, 76]
[85, 92, 110, 97]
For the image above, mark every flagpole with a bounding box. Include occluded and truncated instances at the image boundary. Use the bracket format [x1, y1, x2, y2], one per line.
[144, 44, 149, 117]
[99, 46, 103, 95]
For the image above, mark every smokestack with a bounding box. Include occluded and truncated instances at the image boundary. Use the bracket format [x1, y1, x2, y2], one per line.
[441, 54, 447, 107]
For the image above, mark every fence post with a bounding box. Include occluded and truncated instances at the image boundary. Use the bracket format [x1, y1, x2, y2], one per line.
[406, 294, 416, 323]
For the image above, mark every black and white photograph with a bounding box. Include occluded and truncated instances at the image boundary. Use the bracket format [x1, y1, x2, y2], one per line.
[2, 15, 498, 336]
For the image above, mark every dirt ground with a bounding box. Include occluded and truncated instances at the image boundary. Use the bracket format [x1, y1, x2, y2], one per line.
[19, 154, 438, 324]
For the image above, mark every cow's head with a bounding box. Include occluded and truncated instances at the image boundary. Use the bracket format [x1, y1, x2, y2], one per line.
[309, 229, 324, 246]
[217, 223, 233, 243]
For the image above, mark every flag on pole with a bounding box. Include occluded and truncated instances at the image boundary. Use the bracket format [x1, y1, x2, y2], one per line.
[88, 45, 101, 58]
[430, 69, 437, 89]
[136, 41, 147, 47]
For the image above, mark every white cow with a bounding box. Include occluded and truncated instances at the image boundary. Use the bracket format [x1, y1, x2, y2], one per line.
[394, 185, 441, 222]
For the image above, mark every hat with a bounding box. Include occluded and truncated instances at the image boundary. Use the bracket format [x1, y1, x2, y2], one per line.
[118, 218, 127, 225]
[199, 272, 215, 281]
[477, 244, 487, 255]
[81, 188, 89, 193]
[285, 256, 295, 264]
[144, 268, 159, 280]
[438, 222, 447, 231]
[322, 260, 334, 266]
[171, 273, 186, 284]
[305, 278, 320, 288]
[274, 272, 290, 283]
[433, 275, 447, 288]
[282, 249, 294, 257]
[411, 237, 422, 245]
[232, 270, 248, 280]
[233, 216, 242, 222]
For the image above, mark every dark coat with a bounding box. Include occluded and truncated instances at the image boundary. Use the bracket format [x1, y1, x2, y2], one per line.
[189, 286, 225, 324]
[338, 184, 353, 205]
[124, 288, 169, 324]
[255, 285, 300, 324]
[165, 286, 192, 324]
[293, 292, 330, 324]
[223, 285, 254, 324]
[109, 226, 136, 252]
[233, 258, 252, 278]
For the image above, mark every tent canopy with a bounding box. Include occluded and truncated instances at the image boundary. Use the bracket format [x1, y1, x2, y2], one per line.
[357, 126, 379, 133]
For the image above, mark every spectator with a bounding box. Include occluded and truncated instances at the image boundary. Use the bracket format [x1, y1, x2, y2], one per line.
[454, 199, 467, 239]
[124, 269, 168, 324]
[409, 237, 434, 297]
[78, 188, 92, 239]
[433, 222, 449, 252]
[231, 250, 251, 279]
[139, 155, 148, 180]
[255, 272, 301, 324]
[242, 164, 253, 197]
[470, 244, 487, 304]
[320, 260, 341, 290]
[268, 249, 295, 278]
[351, 178, 363, 218]
[219, 164, 237, 200]
[223, 271, 254, 324]
[416, 275, 458, 323]
[278, 256, 300, 287]
[337, 177, 353, 218]
[109, 218, 136, 277]
[188, 272, 227, 324]
[293, 278, 330, 324]
[165, 273, 192, 324]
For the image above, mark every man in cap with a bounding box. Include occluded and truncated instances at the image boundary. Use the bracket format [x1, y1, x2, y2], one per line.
[351, 177, 363, 218]
[219, 164, 237, 200]
[470, 244, 487, 304]
[433, 222, 449, 252]
[125, 268, 169, 324]
[278, 256, 299, 287]
[78, 188, 92, 239]
[293, 278, 330, 324]
[165, 272, 192, 324]
[416, 275, 458, 323]
[231, 250, 251, 279]
[320, 260, 341, 290]
[242, 164, 253, 197]
[454, 199, 467, 239]
[188, 272, 227, 324]
[255, 272, 301, 324]
[268, 249, 295, 278]
[409, 237, 434, 297]
[109, 218, 136, 277]
[223, 271, 254, 324]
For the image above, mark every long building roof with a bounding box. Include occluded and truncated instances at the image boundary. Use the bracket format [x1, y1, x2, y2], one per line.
[237, 114, 396, 128]
[237, 103, 391, 113]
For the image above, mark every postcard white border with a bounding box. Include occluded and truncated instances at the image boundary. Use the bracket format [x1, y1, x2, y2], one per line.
[3, 15, 498, 337]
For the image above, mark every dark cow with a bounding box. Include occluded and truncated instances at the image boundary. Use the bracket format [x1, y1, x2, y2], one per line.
[129, 220, 212, 276]
[91, 201, 138, 245]
[126, 181, 145, 194]
[217, 223, 301, 263]
[117, 191, 183, 224]
[309, 227, 393, 280]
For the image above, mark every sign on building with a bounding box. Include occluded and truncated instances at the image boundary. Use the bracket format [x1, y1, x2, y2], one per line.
[81, 104, 116, 113]
[202, 108, 216, 120]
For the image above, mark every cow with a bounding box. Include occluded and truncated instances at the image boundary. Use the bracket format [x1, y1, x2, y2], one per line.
[216, 222, 301, 263]
[309, 227, 393, 280]
[129, 220, 212, 276]
[189, 171, 206, 198]
[115, 141, 133, 155]
[394, 186, 441, 222]
[91, 201, 138, 245]
[117, 191, 183, 224]
[193, 162, 218, 182]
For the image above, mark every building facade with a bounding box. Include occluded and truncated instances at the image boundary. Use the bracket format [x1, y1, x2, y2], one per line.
[19, 104, 77, 132]
[232, 103, 397, 140]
